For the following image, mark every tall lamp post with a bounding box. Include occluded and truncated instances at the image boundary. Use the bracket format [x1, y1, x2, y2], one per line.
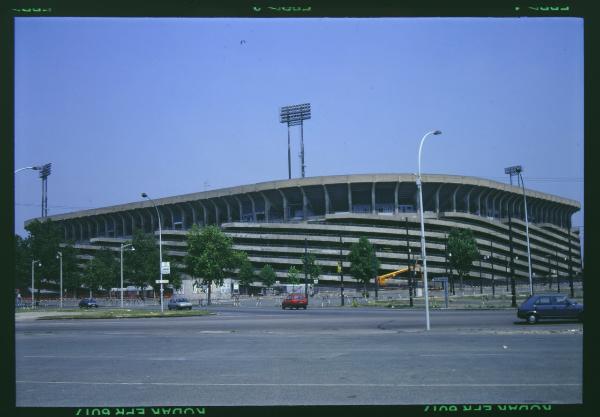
[141, 193, 164, 313]
[31, 259, 41, 308]
[56, 252, 63, 308]
[416, 129, 442, 331]
[120, 243, 135, 308]
[505, 165, 533, 295]
[14, 166, 42, 174]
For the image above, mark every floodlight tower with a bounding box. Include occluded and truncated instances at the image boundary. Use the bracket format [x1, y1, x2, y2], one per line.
[39, 163, 52, 217]
[279, 103, 311, 178]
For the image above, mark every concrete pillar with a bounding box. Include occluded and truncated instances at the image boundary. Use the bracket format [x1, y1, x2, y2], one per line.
[347, 184, 353, 213]
[126, 212, 135, 235]
[323, 185, 330, 215]
[300, 187, 308, 220]
[137, 210, 145, 233]
[163, 205, 174, 229]
[198, 201, 208, 225]
[278, 190, 288, 221]
[178, 204, 186, 229]
[497, 193, 506, 219]
[210, 200, 220, 225]
[187, 202, 197, 226]
[371, 182, 376, 214]
[247, 194, 257, 222]
[223, 198, 232, 223]
[260, 192, 271, 222]
[435, 184, 443, 215]
[394, 183, 399, 215]
[117, 213, 126, 237]
[452, 185, 460, 213]
[234, 196, 243, 221]
[465, 187, 474, 214]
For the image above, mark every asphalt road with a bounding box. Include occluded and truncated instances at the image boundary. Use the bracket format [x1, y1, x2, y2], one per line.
[15, 307, 583, 406]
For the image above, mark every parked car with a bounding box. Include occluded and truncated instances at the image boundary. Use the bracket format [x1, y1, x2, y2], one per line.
[282, 294, 308, 310]
[79, 298, 99, 308]
[517, 294, 583, 324]
[168, 297, 193, 310]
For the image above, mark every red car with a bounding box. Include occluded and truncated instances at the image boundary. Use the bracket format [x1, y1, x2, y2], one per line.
[282, 294, 308, 310]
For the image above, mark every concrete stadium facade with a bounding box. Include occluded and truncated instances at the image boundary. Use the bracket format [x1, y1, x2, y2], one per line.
[28, 173, 582, 289]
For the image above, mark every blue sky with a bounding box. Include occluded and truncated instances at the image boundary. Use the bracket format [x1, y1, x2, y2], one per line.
[14, 17, 584, 243]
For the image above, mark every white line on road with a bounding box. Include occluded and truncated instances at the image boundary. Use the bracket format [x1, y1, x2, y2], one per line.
[16, 381, 581, 387]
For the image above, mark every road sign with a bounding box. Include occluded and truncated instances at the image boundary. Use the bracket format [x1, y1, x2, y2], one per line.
[155, 279, 169, 284]
[313, 279, 318, 284]
[161, 261, 170, 275]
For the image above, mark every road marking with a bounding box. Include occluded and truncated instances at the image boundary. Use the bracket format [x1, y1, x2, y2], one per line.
[16, 381, 581, 387]
[420, 353, 510, 357]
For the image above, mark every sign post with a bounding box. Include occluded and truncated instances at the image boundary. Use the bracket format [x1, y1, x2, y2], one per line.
[432, 277, 449, 309]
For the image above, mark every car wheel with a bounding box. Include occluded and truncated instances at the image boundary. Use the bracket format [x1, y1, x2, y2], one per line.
[527, 314, 538, 324]
[578, 313, 583, 323]
[282, 306, 285, 310]
[188, 306, 192, 310]
[303, 306, 307, 310]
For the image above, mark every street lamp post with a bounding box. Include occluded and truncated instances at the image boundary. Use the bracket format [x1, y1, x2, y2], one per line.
[142, 193, 164, 313]
[56, 252, 63, 308]
[416, 129, 442, 331]
[14, 166, 41, 174]
[31, 259, 41, 308]
[516, 171, 533, 296]
[480, 255, 490, 294]
[339, 235, 344, 306]
[120, 243, 135, 309]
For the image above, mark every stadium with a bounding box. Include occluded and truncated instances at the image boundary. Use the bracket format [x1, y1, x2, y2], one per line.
[27, 173, 582, 295]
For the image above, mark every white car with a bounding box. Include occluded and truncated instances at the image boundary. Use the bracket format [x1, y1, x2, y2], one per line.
[168, 297, 193, 310]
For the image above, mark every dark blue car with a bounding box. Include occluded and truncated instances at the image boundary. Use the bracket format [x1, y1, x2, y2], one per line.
[79, 298, 99, 308]
[517, 294, 583, 324]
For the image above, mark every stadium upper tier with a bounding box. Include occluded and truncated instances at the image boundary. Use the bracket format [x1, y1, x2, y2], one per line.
[29, 174, 579, 239]
[28, 174, 581, 283]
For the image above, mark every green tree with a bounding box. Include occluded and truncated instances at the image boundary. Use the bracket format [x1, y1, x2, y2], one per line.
[259, 264, 277, 289]
[303, 253, 321, 283]
[185, 225, 237, 305]
[24, 219, 64, 298]
[124, 229, 160, 299]
[237, 252, 255, 294]
[287, 265, 300, 291]
[82, 247, 118, 297]
[348, 237, 379, 297]
[15, 235, 31, 296]
[447, 228, 479, 294]
[58, 243, 83, 298]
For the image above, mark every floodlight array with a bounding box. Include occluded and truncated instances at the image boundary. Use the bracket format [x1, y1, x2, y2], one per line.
[279, 103, 311, 125]
[504, 165, 522, 175]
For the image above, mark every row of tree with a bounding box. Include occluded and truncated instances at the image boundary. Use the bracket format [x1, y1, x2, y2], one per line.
[15, 219, 480, 304]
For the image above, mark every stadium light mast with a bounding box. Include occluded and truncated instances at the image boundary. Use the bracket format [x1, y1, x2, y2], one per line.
[279, 103, 311, 179]
[416, 129, 442, 331]
[39, 163, 52, 217]
[505, 165, 533, 296]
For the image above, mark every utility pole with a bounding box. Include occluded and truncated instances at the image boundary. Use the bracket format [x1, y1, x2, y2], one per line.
[339, 235, 344, 306]
[406, 218, 413, 307]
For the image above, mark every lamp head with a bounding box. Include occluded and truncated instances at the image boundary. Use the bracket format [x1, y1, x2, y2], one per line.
[433, 130, 442, 135]
[141, 192, 148, 198]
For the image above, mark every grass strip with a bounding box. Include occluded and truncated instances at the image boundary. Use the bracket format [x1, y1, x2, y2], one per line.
[36, 309, 213, 320]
